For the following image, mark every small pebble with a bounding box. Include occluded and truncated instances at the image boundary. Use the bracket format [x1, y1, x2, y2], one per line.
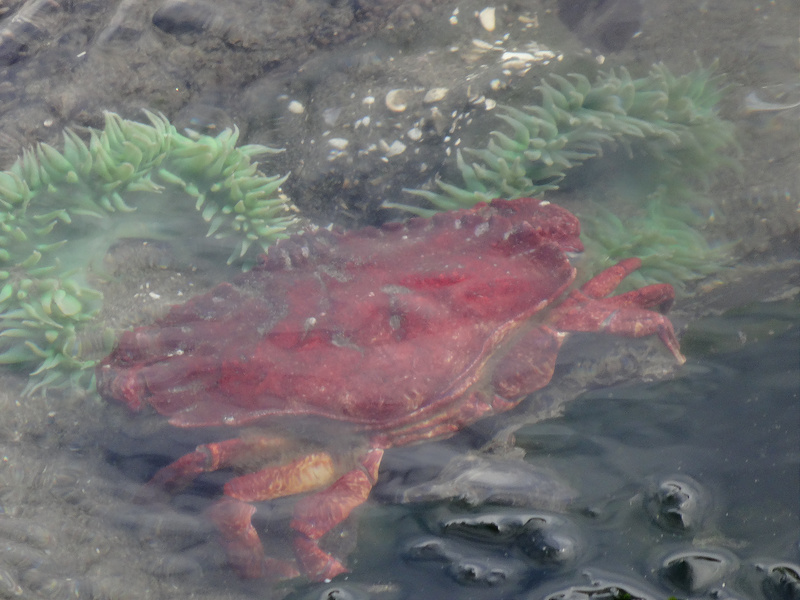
[478, 7, 496, 32]
[424, 88, 448, 103]
[328, 138, 349, 150]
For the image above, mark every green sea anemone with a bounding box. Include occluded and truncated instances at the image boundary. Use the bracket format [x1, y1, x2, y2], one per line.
[386, 63, 738, 287]
[576, 198, 729, 290]
[0, 111, 299, 395]
[390, 63, 736, 212]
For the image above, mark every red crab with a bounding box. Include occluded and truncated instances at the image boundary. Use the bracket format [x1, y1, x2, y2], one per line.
[96, 197, 685, 581]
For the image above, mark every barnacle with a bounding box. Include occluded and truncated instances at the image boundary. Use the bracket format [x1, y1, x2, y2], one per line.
[389, 63, 738, 287]
[0, 111, 299, 395]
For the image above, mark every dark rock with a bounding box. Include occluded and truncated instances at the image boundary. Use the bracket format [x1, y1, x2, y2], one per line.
[644, 474, 709, 533]
[660, 548, 736, 594]
[400, 454, 577, 510]
[153, 0, 217, 36]
[760, 562, 800, 600]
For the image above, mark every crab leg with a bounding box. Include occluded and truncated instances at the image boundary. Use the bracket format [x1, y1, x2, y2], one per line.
[291, 448, 384, 581]
[208, 449, 382, 581]
[577, 258, 647, 298]
[551, 258, 686, 363]
[143, 435, 295, 496]
[225, 452, 338, 500]
[207, 497, 301, 579]
[144, 436, 347, 579]
[206, 451, 340, 579]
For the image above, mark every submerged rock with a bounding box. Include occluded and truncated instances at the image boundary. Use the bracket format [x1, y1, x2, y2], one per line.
[644, 474, 710, 533]
[400, 454, 577, 511]
[659, 548, 738, 594]
[404, 508, 584, 591]
[533, 568, 666, 600]
[758, 562, 800, 600]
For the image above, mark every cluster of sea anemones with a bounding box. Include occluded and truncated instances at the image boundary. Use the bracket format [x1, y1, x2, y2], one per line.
[0, 111, 297, 395]
[387, 63, 738, 288]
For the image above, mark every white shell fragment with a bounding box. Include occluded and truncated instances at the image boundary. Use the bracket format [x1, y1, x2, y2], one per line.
[385, 89, 413, 112]
[327, 138, 349, 150]
[744, 91, 800, 112]
[478, 7, 496, 32]
[380, 139, 407, 157]
[502, 51, 537, 64]
[449, 7, 459, 25]
[322, 107, 342, 126]
[424, 88, 449, 103]
[407, 127, 423, 141]
[500, 44, 558, 73]
[472, 38, 495, 50]
[287, 100, 305, 114]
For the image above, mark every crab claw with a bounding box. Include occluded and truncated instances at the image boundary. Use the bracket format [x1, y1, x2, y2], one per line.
[552, 257, 686, 364]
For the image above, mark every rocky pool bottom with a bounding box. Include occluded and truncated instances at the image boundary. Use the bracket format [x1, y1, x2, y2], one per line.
[0, 291, 796, 600]
[286, 298, 799, 600]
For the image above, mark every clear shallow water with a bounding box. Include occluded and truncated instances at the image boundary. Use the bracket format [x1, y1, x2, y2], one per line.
[1, 297, 796, 600]
[0, 0, 798, 599]
[277, 299, 798, 600]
